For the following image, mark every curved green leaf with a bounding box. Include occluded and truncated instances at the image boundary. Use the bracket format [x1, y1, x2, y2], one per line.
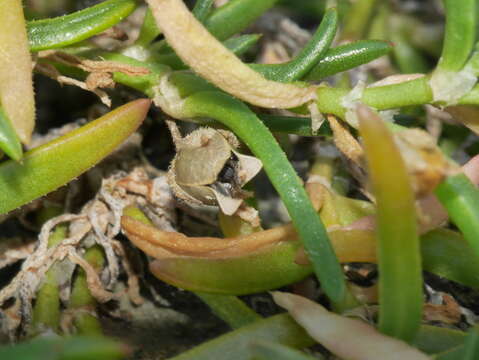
[168, 314, 314, 360]
[251, 8, 338, 82]
[304, 40, 392, 80]
[435, 173, 479, 263]
[181, 89, 354, 309]
[358, 105, 423, 343]
[437, 0, 476, 71]
[205, 0, 278, 40]
[0, 106, 22, 161]
[27, 0, 137, 51]
[0, 99, 150, 215]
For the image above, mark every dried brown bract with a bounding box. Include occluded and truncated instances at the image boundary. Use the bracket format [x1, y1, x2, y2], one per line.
[394, 128, 456, 197]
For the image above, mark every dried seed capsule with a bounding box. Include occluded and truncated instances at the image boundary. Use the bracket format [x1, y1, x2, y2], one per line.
[168, 126, 262, 215]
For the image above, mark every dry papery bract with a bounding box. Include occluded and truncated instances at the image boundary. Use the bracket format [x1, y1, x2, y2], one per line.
[344, 153, 479, 234]
[147, 0, 317, 109]
[330, 106, 455, 200]
[0, 167, 176, 337]
[36, 51, 150, 107]
[167, 121, 262, 222]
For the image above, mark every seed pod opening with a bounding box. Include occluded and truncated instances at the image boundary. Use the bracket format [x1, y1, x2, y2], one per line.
[168, 127, 262, 215]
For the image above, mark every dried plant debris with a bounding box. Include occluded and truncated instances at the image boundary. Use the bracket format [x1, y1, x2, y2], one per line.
[35, 50, 150, 106]
[0, 167, 177, 337]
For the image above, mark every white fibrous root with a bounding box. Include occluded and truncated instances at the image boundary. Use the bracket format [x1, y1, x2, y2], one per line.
[430, 68, 477, 106]
[341, 80, 366, 128]
[146, 0, 317, 109]
[0, 167, 177, 336]
[272, 292, 430, 360]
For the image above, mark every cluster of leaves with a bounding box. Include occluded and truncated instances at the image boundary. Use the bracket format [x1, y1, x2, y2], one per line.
[1, 0, 479, 359]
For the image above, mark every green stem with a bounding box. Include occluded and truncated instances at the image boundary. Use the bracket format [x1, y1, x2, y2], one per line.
[316, 76, 434, 118]
[68, 245, 105, 335]
[251, 341, 319, 360]
[340, 0, 378, 41]
[31, 223, 68, 333]
[182, 90, 355, 310]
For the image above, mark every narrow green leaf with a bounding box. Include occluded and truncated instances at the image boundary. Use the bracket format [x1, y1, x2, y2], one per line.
[0, 106, 23, 161]
[27, 0, 137, 51]
[69, 245, 105, 335]
[437, 0, 476, 72]
[193, 0, 214, 23]
[0, 99, 150, 215]
[304, 40, 392, 80]
[31, 223, 68, 333]
[258, 114, 332, 137]
[182, 89, 355, 310]
[358, 105, 423, 343]
[167, 314, 314, 360]
[205, 0, 278, 40]
[0, 336, 126, 360]
[251, 8, 338, 82]
[251, 341, 319, 360]
[421, 229, 479, 289]
[433, 326, 479, 360]
[435, 173, 479, 263]
[195, 293, 262, 329]
[135, 8, 161, 47]
[462, 326, 479, 360]
[415, 325, 467, 355]
[390, 28, 430, 74]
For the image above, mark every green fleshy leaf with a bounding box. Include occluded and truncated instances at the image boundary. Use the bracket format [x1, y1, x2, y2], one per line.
[0, 336, 126, 360]
[0, 106, 22, 161]
[304, 40, 392, 80]
[27, 0, 137, 51]
[182, 89, 354, 309]
[0, 99, 150, 215]
[437, 0, 476, 72]
[435, 173, 479, 264]
[358, 105, 423, 343]
[251, 8, 338, 82]
[167, 314, 314, 360]
[251, 341, 319, 360]
[205, 0, 278, 40]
